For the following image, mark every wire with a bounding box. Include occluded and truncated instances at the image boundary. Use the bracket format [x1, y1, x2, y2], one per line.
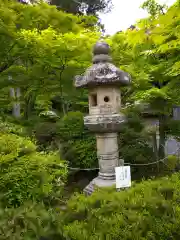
[67, 166, 99, 171]
[127, 146, 180, 166]
[65, 146, 180, 171]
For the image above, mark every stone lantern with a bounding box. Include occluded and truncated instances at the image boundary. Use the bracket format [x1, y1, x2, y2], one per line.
[75, 41, 131, 195]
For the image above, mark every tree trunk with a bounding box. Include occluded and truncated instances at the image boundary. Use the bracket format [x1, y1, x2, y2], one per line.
[59, 69, 66, 115]
[10, 87, 21, 118]
[158, 114, 166, 159]
[152, 132, 158, 160]
[24, 93, 36, 119]
[152, 132, 160, 173]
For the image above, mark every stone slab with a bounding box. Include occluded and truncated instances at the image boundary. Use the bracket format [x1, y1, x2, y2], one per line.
[83, 176, 116, 196]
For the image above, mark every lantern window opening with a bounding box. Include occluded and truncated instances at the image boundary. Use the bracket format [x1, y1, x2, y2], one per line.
[104, 96, 110, 103]
[90, 93, 97, 107]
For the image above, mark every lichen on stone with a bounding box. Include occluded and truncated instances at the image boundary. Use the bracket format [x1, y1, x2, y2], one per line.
[74, 41, 131, 88]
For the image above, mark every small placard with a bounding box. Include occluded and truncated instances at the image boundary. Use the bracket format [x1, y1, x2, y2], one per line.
[115, 166, 131, 189]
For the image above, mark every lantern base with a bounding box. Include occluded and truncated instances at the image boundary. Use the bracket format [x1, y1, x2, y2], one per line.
[83, 176, 116, 196]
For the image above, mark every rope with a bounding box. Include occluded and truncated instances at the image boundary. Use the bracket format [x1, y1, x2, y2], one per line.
[67, 166, 99, 171]
[65, 146, 180, 171]
[126, 146, 180, 166]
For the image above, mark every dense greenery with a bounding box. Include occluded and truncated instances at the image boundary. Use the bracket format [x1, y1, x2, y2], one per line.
[1, 171, 180, 239]
[56, 111, 97, 168]
[62, 173, 180, 239]
[0, 122, 67, 208]
[1, 0, 180, 239]
[2, 0, 180, 166]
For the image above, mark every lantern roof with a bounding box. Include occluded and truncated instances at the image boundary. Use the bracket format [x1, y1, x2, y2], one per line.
[74, 41, 131, 88]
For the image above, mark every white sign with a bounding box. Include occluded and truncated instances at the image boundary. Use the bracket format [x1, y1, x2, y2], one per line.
[115, 166, 131, 189]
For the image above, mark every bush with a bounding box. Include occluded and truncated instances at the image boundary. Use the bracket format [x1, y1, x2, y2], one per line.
[61, 173, 180, 240]
[165, 155, 179, 172]
[118, 106, 155, 179]
[63, 138, 97, 168]
[0, 118, 25, 136]
[2, 171, 180, 240]
[56, 111, 86, 141]
[57, 111, 97, 168]
[0, 202, 65, 240]
[120, 106, 154, 165]
[34, 121, 58, 146]
[0, 133, 67, 208]
[0, 133, 36, 157]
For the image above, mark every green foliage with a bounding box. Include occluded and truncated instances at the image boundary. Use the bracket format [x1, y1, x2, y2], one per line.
[126, 1, 180, 107]
[63, 137, 97, 168]
[0, 0, 91, 33]
[2, 171, 180, 240]
[57, 111, 97, 168]
[26, 111, 97, 168]
[34, 121, 58, 146]
[0, 0, 99, 120]
[0, 117, 25, 136]
[165, 155, 179, 171]
[120, 106, 154, 167]
[0, 133, 67, 208]
[4, 1, 180, 239]
[57, 111, 85, 140]
[141, 0, 167, 17]
[110, 1, 180, 160]
[62, 173, 180, 240]
[167, 119, 180, 140]
[0, 202, 65, 240]
[0, 133, 36, 158]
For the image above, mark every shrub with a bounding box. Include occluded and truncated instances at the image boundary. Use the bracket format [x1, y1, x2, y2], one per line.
[33, 111, 60, 147]
[0, 133, 36, 158]
[61, 173, 180, 240]
[166, 119, 180, 140]
[56, 111, 86, 141]
[120, 106, 154, 165]
[165, 155, 179, 171]
[34, 121, 58, 146]
[17, 114, 58, 150]
[0, 118, 25, 136]
[118, 106, 156, 179]
[57, 111, 97, 168]
[0, 133, 67, 208]
[62, 138, 97, 168]
[0, 202, 65, 240]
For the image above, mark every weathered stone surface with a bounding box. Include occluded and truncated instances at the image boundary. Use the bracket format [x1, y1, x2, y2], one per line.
[75, 63, 131, 88]
[83, 132, 119, 195]
[93, 42, 110, 55]
[73, 41, 131, 195]
[84, 176, 116, 196]
[96, 133, 119, 180]
[74, 41, 131, 88]
[84, 113, 126, 132]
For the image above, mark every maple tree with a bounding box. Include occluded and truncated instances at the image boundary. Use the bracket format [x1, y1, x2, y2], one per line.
[0, 0, 99, 118]
[109, 0, 180, 159]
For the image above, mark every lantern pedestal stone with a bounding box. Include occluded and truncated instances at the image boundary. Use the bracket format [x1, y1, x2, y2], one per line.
[84, 132, 119, 195]
[74, 41, 131, 195]
[84, 177, 116, 196]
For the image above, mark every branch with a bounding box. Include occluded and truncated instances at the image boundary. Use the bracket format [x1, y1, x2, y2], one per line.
[0, 57, 20, 74]
[6, 43, 16, 55]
